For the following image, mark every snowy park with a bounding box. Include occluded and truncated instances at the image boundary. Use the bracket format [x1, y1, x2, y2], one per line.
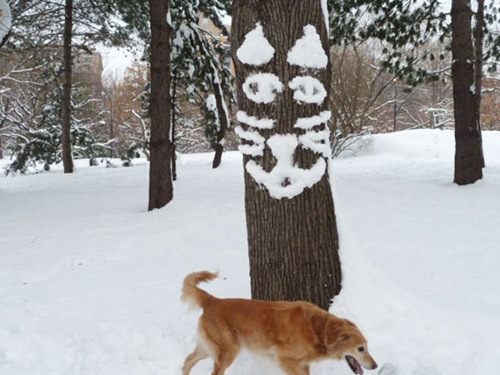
[1, 129, 500, 375]
[2, 0, 500, 374]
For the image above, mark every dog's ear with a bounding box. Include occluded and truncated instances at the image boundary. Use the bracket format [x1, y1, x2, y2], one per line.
[325, 327, 352, 346]
[311, 314, 327, 341]
[339, 333, 351, 342]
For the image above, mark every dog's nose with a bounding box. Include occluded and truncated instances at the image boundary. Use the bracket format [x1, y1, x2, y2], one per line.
[371, 361, 378, 370]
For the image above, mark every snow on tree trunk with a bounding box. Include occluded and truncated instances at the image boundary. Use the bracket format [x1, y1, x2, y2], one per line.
[148, 0, 173, 210]
[451, 0, 483, 185]
[232, 0, 342, 310]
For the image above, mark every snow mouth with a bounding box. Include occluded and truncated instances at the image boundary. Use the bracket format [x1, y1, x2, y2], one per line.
[346, 355, 363, 375]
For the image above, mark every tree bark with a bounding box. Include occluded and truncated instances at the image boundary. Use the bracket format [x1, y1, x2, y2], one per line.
[451, 0, 483, 185]
[171, 68, 178, 181]
[148, 0, 173, 210]
[232, 0, 342, 310]
[61, 0, 74, 173]
[211, 76, 228, 169]
[474, 0, 485, 168]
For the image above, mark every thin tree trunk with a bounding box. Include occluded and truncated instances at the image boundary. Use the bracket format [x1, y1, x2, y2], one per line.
[171, 68, 177, 181]
[211, 76, 228, 169]
[148, 0, 173, 210]
[451, 0, 482, 185]
[232, 0, 341, 310]
[474, 0, 485, 168]
[61, 0, 74, 173]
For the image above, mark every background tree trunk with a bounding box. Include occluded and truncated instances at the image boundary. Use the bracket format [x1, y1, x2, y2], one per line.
[61, 0, 74, 174]
[211, 76, 228, 169]
[171, 68, 178, 181]
[232, 0, 342, 310]
[474, 0, 485, 168]
[451, 0, 483, 185]
[148, 0, 173, 210]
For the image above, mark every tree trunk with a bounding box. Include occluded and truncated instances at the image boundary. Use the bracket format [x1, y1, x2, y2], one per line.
[211, 76, 228, 169]
[474, 0, 485, 168]
[148, 0, 173, 210]
[451, 0, 483, 185]
[61, 0, 74, 173]
[171, 68, 177, 181]
[232, 0, 342, 310]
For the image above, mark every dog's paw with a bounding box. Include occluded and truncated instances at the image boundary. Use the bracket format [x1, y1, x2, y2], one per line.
[378, 363, 398, 375]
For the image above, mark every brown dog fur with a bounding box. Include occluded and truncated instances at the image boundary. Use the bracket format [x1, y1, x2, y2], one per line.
[182, 271, 378, 375]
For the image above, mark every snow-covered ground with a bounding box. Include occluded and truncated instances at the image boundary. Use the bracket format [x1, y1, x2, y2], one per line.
[1, 129, 499, 375]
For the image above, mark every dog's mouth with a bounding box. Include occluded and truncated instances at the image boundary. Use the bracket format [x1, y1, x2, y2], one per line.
[346, 355, 363, 375]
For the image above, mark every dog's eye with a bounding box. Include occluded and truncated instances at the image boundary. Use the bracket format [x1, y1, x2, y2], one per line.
[358, 346, 365, 352]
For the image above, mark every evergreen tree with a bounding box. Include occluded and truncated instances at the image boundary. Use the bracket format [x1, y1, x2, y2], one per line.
[170, 0, 233, 168]
[114, 0, 233, 169]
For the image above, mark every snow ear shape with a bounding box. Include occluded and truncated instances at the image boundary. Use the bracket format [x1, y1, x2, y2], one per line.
[236, 22, 275, 66]
[287, 24, 328, 69]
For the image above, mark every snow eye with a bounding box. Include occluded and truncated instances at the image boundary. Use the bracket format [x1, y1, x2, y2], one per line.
[358, 346, 365, 352]
[242, 73, 283, 104]
[288, 76, 327, 104]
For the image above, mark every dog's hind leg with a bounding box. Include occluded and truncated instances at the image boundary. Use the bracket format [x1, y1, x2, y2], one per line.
[211, 345, 240, 375]
[182, 344, 209, 375]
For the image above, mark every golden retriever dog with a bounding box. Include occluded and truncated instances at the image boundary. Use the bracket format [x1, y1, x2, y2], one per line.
[182, 271, 378, 375]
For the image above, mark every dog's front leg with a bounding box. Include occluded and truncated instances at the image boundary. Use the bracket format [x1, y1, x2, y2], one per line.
[278, 358, 310, 375]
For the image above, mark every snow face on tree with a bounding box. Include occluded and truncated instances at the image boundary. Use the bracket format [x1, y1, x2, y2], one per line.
[236, 22, 331, 199]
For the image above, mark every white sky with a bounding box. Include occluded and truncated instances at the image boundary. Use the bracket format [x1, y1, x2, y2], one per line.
[97, 45, 136, 83]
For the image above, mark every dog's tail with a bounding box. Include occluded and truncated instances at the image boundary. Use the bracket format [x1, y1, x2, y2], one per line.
[181, 271, 218, 310]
